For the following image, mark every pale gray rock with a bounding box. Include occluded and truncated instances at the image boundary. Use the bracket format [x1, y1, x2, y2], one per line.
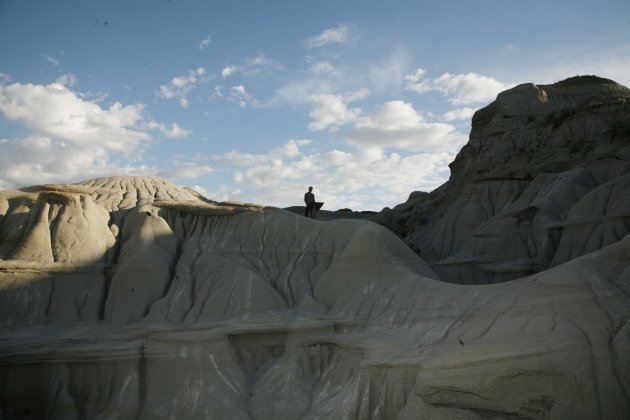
[0, 173, 629, 419]
[1, 77, 630, 419]
[385, 76, 630, 284]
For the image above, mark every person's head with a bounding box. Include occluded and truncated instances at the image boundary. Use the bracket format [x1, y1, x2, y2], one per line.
[308, 186, 313, 192]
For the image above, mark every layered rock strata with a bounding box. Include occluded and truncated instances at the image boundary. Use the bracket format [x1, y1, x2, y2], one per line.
[1, 174, 629, 419]
[383, 76, 630, 284]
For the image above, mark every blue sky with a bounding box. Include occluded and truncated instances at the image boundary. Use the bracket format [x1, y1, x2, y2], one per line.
[1, 0, 629, 210]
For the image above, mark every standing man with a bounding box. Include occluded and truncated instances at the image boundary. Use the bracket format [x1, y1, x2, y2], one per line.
[304, 186, 316, 218]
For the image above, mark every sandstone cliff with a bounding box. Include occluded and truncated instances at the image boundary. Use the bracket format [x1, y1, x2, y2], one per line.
[384, 75, 630, 284]
[1, 170, 629, 418]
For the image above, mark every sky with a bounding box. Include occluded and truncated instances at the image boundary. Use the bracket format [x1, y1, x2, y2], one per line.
[1, 0, 629, 210]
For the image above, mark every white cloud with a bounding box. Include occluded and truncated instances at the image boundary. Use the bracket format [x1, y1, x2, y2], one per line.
[220, 52, 280, 79]
[307, 88, 369, 131]
[156, 67, 206, 108]
[0, 133, 155, 188]
[305, 24, 352, 48]
[346, 101, 466, 153]
[442, 107, 476, 122]
[199, 33, 213, 50]
[405, 69, 512, 105]
[191, 184, 210, 198]
[147, 121, 191, 139]
[80, 90, 109, 103]
[0, 82, 150, 150]
[0, 73, 12, 84]
[404, 69, 430, 92]
[275, 47, 409, 112]
[162, 122, 190, 139]
[159, 162, 214, 179]
[222, 65, 238, 78]
[273, 78, 333, 107]
[224, 139, 312, 166]
[213, 139, 457, 210]
[433, 73, 512, 105]
[309, 60, 335, 75]
[0, 81, 184, 187]
[55, 73, 78, 87]
[228, 84, 257, 107]
[43, 53, 59, 67]
[212, 85, 224, 98]
[202, 184, 242, 203]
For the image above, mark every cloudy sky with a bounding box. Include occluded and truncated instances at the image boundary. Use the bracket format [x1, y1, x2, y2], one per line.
[1, 0, 629, 210]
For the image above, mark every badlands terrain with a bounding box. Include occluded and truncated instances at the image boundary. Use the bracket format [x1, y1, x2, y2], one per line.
[1, 76, 629, 419]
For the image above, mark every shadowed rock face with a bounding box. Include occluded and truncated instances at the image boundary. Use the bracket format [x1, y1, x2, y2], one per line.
[1, 77, 630, 419]
[383, 76, 630, 284]
[0, 173, 629, 419]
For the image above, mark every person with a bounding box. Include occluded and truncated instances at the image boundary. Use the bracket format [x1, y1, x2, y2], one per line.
[304, 186, 316, 218]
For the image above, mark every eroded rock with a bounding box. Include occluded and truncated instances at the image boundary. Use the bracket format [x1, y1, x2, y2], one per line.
[1, 76, 630, 419]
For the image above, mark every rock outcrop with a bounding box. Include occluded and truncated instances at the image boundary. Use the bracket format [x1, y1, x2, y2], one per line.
[1, 77, 630, 419]
[383, 75, 630, 284]
[1, 170, 630, 418]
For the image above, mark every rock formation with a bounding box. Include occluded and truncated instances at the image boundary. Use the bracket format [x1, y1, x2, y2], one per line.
[1, 77, 629, 419]
[382, 75, 630, 284]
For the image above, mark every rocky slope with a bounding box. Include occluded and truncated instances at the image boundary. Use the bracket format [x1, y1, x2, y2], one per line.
[1, 76, 630, 419]
[1, 171, 629, 419]
[382, 75, 630, 284]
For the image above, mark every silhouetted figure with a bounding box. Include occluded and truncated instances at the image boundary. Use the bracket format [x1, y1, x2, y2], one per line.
[304, 186, 316, 218]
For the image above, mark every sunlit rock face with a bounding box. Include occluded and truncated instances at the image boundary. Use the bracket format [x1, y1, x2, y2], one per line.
[0, 77, 630, 419]
[384, 76, 630, 284]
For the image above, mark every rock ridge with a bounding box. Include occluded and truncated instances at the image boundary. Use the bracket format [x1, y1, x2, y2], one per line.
[382, 75, 630, 284]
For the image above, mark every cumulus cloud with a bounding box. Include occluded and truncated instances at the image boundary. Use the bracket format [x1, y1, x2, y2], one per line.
[307, 88, 369, 131]
[405, 69, 513, 105]
[404, 69, 430, 92]
[433, 73, 512, 105]
[0, 81, 186, 187]
[305, 24, 352, 48]
[147, 121, 191, 139]
[199, 33, 213, 50]
[228, 84, 257, 107]
[156, 67, 206, 108]
[442, 107, 476, 122]
[161, 122, 190, 139]
[0, 82, 150, 150]
[214, 138, 457, 210]
[224, 139, 312, 166]
[159, 162, 214, 179]
[0, 135, 155, 187]
[346, 101, 466, 153]
[221, 65, 238, 78]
